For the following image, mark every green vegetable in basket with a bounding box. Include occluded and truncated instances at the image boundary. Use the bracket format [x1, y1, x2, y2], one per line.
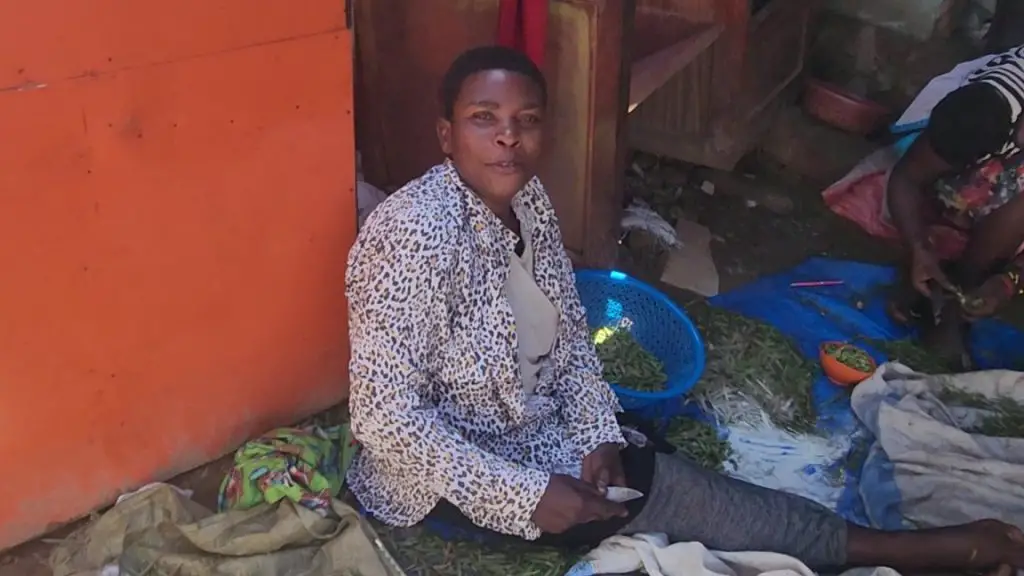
[592, 327, 668, 392]
[824, 343, 874, 372]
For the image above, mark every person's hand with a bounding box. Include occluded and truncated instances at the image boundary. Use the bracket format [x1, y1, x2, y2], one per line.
[531, 474, 628, 534]
[910, 244, 954, 296]
[962, 274, 1014, 320]
[581, 443, 626, 492]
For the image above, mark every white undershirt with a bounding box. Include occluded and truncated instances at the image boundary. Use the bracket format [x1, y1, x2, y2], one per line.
[504, 229, 559, 396]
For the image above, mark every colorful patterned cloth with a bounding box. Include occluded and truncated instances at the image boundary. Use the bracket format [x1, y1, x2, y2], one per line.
[218, 425, 359, 516]
[936, 151, 1024, 225]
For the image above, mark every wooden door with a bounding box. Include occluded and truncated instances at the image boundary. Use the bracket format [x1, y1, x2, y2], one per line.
[0, 0, 357, 548]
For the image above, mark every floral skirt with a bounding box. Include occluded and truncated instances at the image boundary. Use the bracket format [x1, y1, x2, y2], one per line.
[935, 152, 1024, 229]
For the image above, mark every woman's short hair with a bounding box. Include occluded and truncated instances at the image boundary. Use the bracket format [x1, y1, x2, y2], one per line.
[926, 82, 1014, 167]
[439, 46, 548, 119]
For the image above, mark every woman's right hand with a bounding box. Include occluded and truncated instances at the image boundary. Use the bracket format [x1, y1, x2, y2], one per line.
[910, 244, 954, 296]
[963, 274, 1015, 320]
[531, 474, 627, 534]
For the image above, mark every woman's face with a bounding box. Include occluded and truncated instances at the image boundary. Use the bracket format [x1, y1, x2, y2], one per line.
[437, 70, 545, 207]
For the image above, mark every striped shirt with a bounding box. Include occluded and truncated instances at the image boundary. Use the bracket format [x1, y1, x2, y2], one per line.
[967, 45, 1024, 158]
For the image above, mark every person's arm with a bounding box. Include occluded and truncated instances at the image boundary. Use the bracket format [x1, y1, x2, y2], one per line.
[887, 136, 951, 251]
[961, 194, 1024, 316]
[961, 193, 1024, 286]
[347, 222, 549, 540]
[889, 137, 961, 294]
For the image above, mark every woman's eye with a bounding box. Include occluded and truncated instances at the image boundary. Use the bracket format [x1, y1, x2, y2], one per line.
[471, 111, 495, 121]
[520, 114, 541, 126]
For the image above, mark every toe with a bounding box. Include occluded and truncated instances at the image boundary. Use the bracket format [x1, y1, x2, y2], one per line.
[987, 564, 1013, 576]
[994, 521, 1024, 567]
[1006, 525, 1024, 544]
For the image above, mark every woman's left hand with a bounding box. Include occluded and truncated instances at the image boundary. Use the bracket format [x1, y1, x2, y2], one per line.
[582, 443, 626, 492]
[963, 274, 1015, 320]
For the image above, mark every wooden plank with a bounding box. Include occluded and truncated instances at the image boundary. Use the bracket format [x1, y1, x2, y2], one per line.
[740, 0, 811, 121]
[628, 23, 721, 112]
[707, 0, 750, 117]
[543, 0, 633, 268]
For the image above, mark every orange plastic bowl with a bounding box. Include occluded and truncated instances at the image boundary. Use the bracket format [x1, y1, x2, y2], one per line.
[819, 341, 876, 387]
[803, 79, 890, 135]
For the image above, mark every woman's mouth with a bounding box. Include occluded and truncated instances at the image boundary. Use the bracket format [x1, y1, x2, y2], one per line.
[488, 161, 522, 174]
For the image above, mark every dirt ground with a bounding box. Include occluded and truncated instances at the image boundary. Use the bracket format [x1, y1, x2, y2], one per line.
[619, 151, 899, 299]
[678, 167, 897, 288]
[0, 456, 236, 576]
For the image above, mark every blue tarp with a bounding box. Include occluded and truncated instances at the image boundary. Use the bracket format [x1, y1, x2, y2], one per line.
[710, 257, 1024, 526]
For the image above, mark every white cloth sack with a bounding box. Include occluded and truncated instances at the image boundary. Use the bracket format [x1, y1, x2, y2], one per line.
[565, 532, 900, 576]
[851, 363, 1024, 529]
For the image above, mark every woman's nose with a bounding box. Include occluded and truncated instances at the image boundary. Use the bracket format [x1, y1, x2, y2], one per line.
[495, 124, 521, 148]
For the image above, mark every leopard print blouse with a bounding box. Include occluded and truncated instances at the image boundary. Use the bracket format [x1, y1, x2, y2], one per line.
[345, 160, 625, 539]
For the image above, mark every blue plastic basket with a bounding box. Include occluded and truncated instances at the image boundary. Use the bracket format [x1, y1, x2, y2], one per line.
[574, 269, 706, 412]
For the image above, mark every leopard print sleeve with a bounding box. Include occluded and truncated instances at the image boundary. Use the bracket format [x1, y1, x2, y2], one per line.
[347, 200, 550, 540]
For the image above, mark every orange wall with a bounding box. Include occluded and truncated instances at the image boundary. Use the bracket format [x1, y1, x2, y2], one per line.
[0, 2, 356, 548]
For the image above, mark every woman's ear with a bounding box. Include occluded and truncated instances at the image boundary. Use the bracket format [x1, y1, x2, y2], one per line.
[436, 118, 453, 155]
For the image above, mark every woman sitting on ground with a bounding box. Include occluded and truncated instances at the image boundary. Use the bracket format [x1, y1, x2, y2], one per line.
[888, 45, 1024, 366]
[347, 45, 1024, 573]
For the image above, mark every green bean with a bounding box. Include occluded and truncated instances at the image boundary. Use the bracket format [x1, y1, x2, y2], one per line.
[592, 329, 668, 392]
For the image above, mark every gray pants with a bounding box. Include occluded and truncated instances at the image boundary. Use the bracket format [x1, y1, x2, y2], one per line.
[619, 453, 848, 568]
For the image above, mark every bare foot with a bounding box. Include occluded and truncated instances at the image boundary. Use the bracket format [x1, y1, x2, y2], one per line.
[887, 299, 911, 326]
[961, 519, 1024, 569]
[847, 520, 1024, 571]
[886, 282, 924, 327]
[919, 305, 972, 372]
[987, 564, 1015, 576]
